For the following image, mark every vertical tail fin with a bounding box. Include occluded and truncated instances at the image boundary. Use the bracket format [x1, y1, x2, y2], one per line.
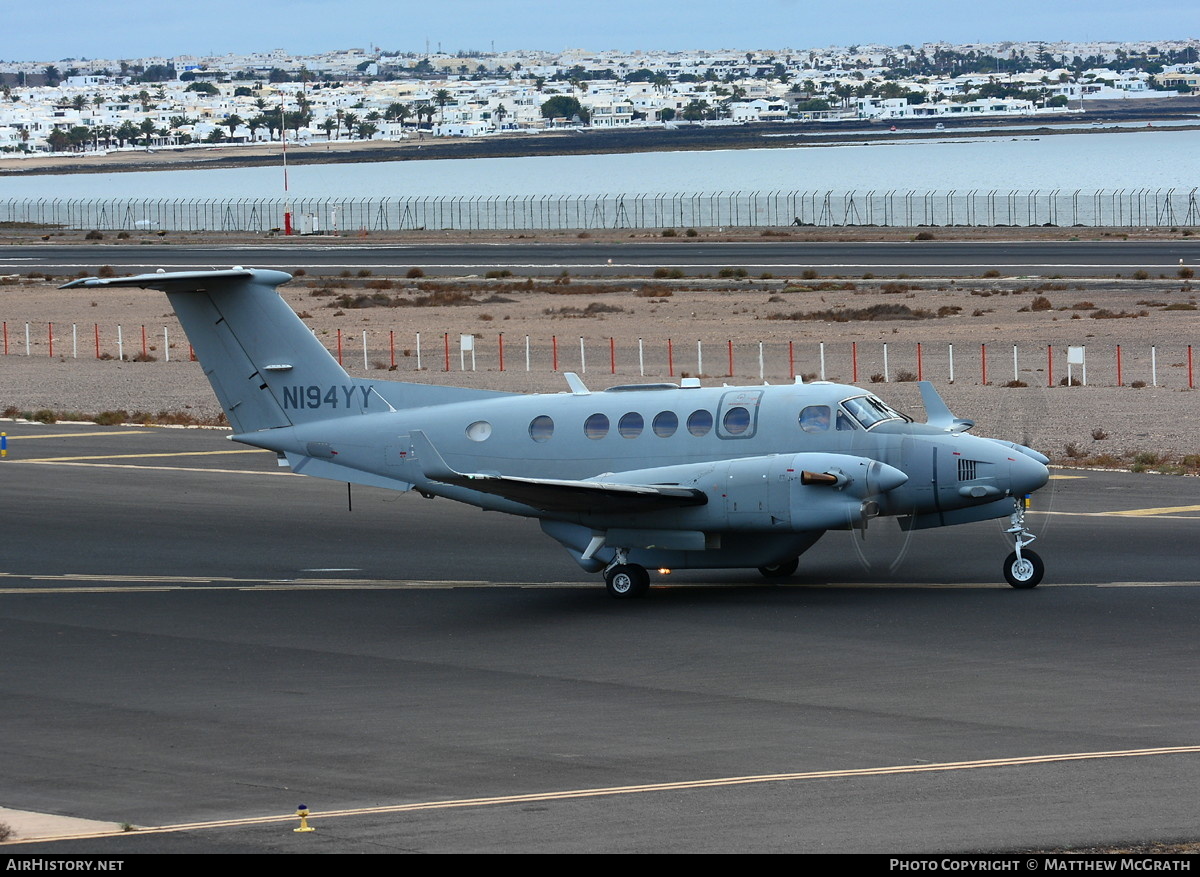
[63, 269, 361, 432]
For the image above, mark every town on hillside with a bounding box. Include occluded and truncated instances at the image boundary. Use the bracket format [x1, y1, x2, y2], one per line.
[1, 40, 1198, 154]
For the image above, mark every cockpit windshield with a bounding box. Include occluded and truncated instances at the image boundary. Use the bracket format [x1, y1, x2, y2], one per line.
[840, 395, 909, 430]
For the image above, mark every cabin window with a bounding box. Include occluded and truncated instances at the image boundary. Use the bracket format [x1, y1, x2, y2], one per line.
[652, 411, 678, 438]
[722, 406, 751, 435]
[529, 415, 554, 442]
[465, 421, 493, 442]
[618, 412, 644, 439]
[584, 413, 609, 439]
[687, 409, 713, 437]
[799, 405, 831, 433]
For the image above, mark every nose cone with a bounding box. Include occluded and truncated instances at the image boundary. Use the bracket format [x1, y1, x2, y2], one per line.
[1010, 451, 1050, 497]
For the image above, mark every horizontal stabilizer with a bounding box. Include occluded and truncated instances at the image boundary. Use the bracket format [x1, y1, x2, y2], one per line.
[410, 430, 707, 513]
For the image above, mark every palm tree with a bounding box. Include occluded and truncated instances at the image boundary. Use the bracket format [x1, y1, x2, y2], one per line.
[224, 113, 244, 141]
[433, 89, 451, 123]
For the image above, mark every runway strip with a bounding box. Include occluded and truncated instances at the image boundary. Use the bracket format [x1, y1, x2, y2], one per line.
[9, 745, 1200, 845]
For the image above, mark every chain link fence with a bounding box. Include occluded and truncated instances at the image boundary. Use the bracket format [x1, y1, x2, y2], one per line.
[3, 188, 1198, 232]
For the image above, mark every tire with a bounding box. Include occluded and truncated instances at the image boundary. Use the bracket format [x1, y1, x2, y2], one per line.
[1004, 550, 1044, 589]
[758, 557, 799, 579]
[605, 564, 650, 598]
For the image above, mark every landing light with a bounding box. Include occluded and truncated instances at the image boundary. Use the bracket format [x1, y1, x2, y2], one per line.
[657, 568, 672, 575]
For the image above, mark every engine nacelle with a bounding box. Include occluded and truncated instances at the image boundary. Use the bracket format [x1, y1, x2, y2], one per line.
[604, 452, 907, 532]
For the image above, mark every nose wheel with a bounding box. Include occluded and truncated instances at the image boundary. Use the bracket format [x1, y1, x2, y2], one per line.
[1003, 497, 1043, 588]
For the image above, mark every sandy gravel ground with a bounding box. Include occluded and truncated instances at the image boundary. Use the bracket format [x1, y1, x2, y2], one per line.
[2, 256, 1197, 470]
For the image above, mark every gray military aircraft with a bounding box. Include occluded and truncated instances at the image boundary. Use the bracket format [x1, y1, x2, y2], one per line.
[64, 268, 1050, 597]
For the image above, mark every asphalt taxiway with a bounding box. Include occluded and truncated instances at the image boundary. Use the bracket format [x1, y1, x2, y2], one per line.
[1, 423, 1198, 852]
[4, 239, 1200, 278]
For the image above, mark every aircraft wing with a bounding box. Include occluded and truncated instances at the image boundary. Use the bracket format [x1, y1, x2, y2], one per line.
[410, 431, 707, 513]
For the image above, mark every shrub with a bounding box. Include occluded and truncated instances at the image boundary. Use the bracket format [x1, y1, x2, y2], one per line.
[685, 228, 698, 237]
[913, 230, 935, 240]
[406, 267, 425, 279]
[84, 230, 104, 240]
[1179, 266, 1194, 279]
[1030, 296, 1052, 311]
[1132, 269, 1150, 280]
[661, 228, 677, 237]
[894, 370, 918, 382]
[94, 410, 129, 425]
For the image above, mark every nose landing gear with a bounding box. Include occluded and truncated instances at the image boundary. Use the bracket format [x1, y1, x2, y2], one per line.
[1003, 496, 1043, 589]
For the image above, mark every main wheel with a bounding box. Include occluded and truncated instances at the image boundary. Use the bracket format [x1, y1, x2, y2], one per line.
[605, 564, 650, 598]
[1004, 550, 1044, 589]
[758, 557, 799, 578]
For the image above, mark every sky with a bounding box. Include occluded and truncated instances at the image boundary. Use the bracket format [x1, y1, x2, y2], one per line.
[5, 0, 1198, 62]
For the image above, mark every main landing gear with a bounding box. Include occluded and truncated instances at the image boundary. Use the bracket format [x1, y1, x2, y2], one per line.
[1003, 497, 1043, 589]
[604, 551, 650, 598]
[758, 557, 799, 579]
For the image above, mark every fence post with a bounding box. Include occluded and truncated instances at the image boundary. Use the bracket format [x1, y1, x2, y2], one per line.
[788, 340, 794, 380]
[727, 340, 733, 377]
[499, 333, 505, 372]
[948, 343, 954, 383]
[443, 333, 449, 372]
[851, 341, 858, 383]
[1189, 345, 1194, 389]
[48, 322, 53, 358]
[163, 327, 169, 362]
[916, 342, 923, 381]
[416, 332, 422, 371]
[117, 325, 123, 362]
[141, 325, 147, 360]
[1116, 345, 1122, 386]
[610, 337, 615, 374]
[883, 342, 889, 382]
[1047, 344, 1053, 387]
[1151, 345, 1157, 386]
[819, 342, 826, 380]
[638, 338, 644, 376]
[981, 343, 987, 385]
[337, 329, 343, 366]
[552, 335, 558, 372]
[667, 339, 674, 377]
[2, 321, 6, 355]
[362, 330, 368, 371]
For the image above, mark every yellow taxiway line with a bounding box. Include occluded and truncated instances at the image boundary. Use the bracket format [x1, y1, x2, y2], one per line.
[7, 744, 1200, 844]
[9, 449, 264, 463]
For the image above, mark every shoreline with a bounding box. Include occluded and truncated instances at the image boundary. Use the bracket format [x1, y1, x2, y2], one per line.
[4, 98, 1199, 178]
